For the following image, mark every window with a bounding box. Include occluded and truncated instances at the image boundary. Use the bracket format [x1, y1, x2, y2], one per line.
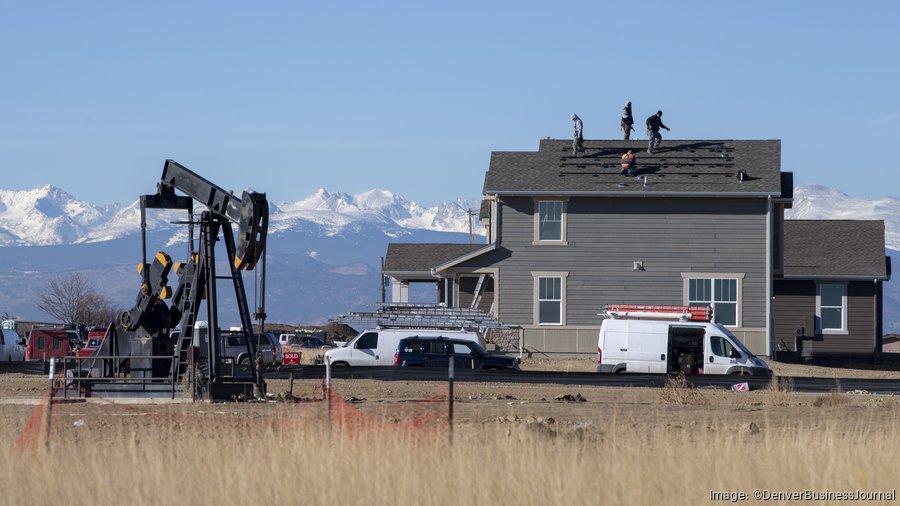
[532, 271, 568, 326]
[226, 334, 246, 347]
[52, 337, 61, 350]
[451, 343, 475, 356]
[535, 200, 566, 243]
[710, 335, 736, 358]
[687, 277, 739, 327]
[818, 283, 846, 332]
[37, 335, 46, 350]
[355, 332, 378, 349]
[538, 277, 562, 325]
[401, 342, 422, 354]
[425, 341, 446, 355]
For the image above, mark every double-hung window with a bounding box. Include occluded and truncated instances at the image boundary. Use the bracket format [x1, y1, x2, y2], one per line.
[534, 200, 566, 243]
[532, 272, 568, 325]
[686, 276, 740, 327]
[817, 283, 846, 332]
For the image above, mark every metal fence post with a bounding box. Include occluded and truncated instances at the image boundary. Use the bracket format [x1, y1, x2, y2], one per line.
[45, 358, 56, 453]
[325, 357, 332, 436]
[448, 358, 454, 446]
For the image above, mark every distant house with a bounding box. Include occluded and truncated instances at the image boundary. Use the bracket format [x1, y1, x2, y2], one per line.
[382, 243, 487, 310]
[383, 138, 890, 359]
[774, 220, 891, 359]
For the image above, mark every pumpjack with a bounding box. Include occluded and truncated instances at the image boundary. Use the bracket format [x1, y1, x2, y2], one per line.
[81, 160, 268, 401]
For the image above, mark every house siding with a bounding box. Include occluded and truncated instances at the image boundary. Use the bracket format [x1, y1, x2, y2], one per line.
[457, 196, 770, 354]
[773, 280, 877, 356]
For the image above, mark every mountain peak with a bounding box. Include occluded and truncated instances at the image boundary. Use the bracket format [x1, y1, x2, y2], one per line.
[788, 184, 900, 250]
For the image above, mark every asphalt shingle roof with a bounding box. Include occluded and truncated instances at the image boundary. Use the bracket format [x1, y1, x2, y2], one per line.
[383, 243, 484, 274]
[479, 199, 491, 220]
[783, 220, 888, 278]
[484, 139, 784, 195]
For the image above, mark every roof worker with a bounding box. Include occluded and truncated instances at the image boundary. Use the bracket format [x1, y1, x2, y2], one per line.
[620, 101, 634, 140]
[572, 113, 585, 157]
[645, 110, 669, 154]
[620, 150, 636, 177]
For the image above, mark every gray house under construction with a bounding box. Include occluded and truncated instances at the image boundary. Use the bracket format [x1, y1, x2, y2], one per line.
[383, 138, 890, 359]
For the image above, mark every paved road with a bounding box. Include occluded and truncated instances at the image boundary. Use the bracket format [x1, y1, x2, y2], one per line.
[264, 366, 900, 394]
[5, 362, 898, 394]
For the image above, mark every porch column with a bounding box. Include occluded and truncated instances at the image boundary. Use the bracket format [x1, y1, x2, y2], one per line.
[390, 278, 409, 303]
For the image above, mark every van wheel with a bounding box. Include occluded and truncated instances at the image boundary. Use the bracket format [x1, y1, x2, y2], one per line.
[239, 356, 250, 366]
[331, 361, 349, 367]
[731, 369, 749, 375]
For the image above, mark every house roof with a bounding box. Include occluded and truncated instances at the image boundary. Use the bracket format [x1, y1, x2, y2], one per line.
[383, 243, 485, 276]
[783, 220, 889, 279]
[484, 139, 785, 196]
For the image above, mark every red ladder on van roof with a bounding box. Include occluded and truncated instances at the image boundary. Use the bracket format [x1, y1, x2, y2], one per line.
[604, 304, 713, 322]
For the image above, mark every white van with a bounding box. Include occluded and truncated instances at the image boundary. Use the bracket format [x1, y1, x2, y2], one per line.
[325, 328, 483, 366]
[596, 318, 770, 376]
[0, 320, 25, 362]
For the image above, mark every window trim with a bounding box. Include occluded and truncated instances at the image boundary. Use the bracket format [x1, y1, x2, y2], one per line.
[532, 271, 569, 326]
[681, 273, 744, 328]
[816, 282, 848, 334]
[533, 198, 568, 245]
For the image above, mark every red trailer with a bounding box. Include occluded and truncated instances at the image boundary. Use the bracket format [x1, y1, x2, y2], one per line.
[25, 328, 74, 361]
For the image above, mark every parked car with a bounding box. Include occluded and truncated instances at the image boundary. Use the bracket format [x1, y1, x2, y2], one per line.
[394, 336, 519, 370]
[261, 332, 284, 364]
[220, 330, 279, 366]
[290, 335, 332, 350]
[76, 326, 112, 359]
[278, 331, 332, 348]
[0, 320, 25, 362]
[325, 328, 483, 367]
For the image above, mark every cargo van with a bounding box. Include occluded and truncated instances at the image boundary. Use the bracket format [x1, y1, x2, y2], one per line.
[596, 306, 771, 376]
[0, 320, 25, 362]
[325, 328, 483, 366]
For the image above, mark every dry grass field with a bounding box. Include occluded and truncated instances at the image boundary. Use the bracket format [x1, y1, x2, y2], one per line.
[1, 372, 899, 505]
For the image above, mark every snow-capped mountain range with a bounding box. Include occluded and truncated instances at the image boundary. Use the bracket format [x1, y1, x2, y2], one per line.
[3, 183, 899, 249]
[2, 183, 898, 250]
[787, 185, 900, 250]
[0, 182, 898, 329]
[0, 185, 483, 247]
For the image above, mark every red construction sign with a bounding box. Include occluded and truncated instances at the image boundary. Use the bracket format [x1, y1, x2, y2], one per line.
[283, 352, 301, 366]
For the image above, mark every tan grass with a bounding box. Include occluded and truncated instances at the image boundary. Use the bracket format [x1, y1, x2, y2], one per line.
[657, 373, 708, 405]
[763, 375, 795, 407]
[813, 391, 851, 408]
[1, 396, 898, 506]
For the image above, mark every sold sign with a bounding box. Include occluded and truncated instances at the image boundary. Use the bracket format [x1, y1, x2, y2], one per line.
[283, 352, 301, 366]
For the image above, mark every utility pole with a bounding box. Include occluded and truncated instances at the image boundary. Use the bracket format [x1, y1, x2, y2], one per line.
[467, 208, 476, 244]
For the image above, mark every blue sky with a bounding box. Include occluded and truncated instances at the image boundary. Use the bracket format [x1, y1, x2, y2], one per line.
[2, 1, 899, 206]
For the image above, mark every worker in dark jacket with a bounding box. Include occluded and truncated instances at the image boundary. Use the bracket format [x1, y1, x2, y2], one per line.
[645, 110, 669, 154]
[621, 101, 634, 140]
[572, 113, 585, 156]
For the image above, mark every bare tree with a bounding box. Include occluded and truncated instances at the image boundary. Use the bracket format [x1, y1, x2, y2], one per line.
[35, 273, 122, 326]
